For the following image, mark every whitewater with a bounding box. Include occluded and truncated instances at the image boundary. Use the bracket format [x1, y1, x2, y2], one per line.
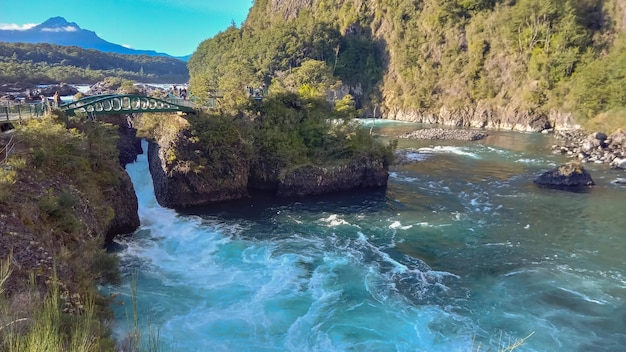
[105, 123, 626, 351]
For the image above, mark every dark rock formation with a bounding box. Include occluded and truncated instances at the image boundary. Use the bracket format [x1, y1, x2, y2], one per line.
[117, 124, 143, 166]
[248, 159, 283, 192]
[277, 158, 388, 197]
[148, 130, 389, 207]
[534, 163, 595, 188]
[95, 115, 141, 240]
[39, 84, 78, 96]
[148, 139, 250, 208]
[399, 128, 488, 141]
[104, 168, 140, 242]
[99, 115, 143, 167]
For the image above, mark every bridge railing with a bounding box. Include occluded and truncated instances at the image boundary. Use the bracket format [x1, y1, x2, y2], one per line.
[1, 102, 48, 122]
[164, 96, 194, 108]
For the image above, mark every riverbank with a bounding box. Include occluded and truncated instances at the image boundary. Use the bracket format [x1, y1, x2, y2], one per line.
[551, 128, 626, 169]
[0, 115, 139, 349]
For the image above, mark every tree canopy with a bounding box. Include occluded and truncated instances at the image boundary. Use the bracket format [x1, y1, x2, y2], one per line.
[188, 0, 626, 128]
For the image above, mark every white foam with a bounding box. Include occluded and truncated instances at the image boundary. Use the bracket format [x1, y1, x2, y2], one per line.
[389, 221, 413, 230]
[418, 146, 480, 159]
[389, 172, 419, 183]
[319, 214, 353, 227]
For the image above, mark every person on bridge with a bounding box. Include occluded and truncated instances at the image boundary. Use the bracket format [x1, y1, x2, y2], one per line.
[53, 91, 62, 107]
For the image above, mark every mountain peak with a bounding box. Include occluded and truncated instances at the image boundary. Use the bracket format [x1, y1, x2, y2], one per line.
[0, 16, 182, 59]
[35, 16, 81, 31]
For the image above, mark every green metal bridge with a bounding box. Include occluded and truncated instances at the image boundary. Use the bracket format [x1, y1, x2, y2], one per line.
[1, 94, 197, 126]
[60, 94, 196, 116]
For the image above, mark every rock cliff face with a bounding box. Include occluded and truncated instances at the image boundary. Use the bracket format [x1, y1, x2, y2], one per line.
[104, 168, 140, 242]
[277, 158, 388, 197]
[97, 115, 141, 240]
[100, 115, 143, 167]
[386, 105, 578, 132]
[148, 135, 389, 208]
[148, 138, 250, 208]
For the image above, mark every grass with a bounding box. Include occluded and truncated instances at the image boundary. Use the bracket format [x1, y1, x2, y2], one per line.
[0, 110, 131, 351]
[583, 108, 626, 134]
[0, 255, 105, 352]
[115, 272, 167, 352]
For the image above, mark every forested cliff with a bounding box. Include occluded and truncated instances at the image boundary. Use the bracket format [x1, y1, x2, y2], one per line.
[189, 0, 626, 131]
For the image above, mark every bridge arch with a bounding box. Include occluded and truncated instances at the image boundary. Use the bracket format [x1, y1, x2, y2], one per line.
[60, 94, 195, 116]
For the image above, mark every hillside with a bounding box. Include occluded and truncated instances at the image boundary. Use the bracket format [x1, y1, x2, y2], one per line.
[0, 42, 189, 84]
[189, 0, 626, 131]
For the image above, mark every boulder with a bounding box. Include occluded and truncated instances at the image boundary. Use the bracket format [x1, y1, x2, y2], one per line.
[611, 158, 626, 169]
[581, 132, 606, 152]
[591, 132, 608, 141]
[528, 114, 552, 132]
[39, 84, 79, 96]
[534, 162, 595, 188]
[609, 129, 626, 146]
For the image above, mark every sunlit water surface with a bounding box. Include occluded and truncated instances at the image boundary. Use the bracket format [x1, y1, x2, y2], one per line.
[105, 121, 626, 351]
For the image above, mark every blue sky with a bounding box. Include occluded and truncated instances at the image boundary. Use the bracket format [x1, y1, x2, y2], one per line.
[0, 0, 253, 56]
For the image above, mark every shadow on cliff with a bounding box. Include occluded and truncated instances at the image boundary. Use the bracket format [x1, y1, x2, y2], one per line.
[176, 187, 396, 222]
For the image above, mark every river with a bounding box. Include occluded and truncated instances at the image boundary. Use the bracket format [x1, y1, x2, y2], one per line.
[105, 121, 626, 351]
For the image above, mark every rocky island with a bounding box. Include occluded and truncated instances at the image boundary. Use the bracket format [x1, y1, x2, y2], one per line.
[140, 92, 394, 209]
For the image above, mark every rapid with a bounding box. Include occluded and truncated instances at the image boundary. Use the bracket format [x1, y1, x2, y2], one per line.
[105, 121, 626, 351]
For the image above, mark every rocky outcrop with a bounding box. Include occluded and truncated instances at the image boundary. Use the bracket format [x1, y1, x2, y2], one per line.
[39, 84, 78, 96]
[104, 168, 140, 242]
[117, 124, 143, 166]
[277, 157, 388, 197]
[148, 138, 250, 208]
[88, 115, 141, 240]
[534, 162, 595, 188]
[552, 129, 626, 167]
[399, 128, 487, 141]
[99, 115, 143, 167]
[149, 133, 389, 207]
[86, 80, 122, 95]
[386, 104, 578, 132]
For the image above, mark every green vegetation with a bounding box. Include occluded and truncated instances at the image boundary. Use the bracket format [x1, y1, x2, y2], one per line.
[251, 92, 395, 167]
[189, 0, 626, 131]
[0, 42, 189, 84]
[0, 112, 131, 350]
[0, 259, 107, 352]
[138, 91, 394, 190]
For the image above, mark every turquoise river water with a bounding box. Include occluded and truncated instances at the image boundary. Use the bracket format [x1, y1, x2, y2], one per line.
[106, 121, 626, 351]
